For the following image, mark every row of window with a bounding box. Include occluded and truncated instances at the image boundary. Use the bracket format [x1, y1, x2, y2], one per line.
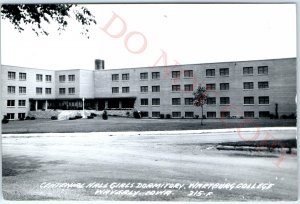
[59, 75, 75, 82]
[7, 100, 26, 107]
[206, 66, 268, 77]
[8, 72, 53, 82]
[59, 88, 75, 95]
[6, 113, 26, 120]
[7, 86, 76, 95]
[206, 81, 269, 91]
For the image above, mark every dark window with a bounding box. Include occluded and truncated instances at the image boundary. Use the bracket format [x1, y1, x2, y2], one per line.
[59, 75, 66, 82]
[244, 82, 254, 89]
[259, 96, 269, 104]
[244, 97, 254, 104]
[112, 74, 119, 81]
[220, 97, 230, 105]
[36, 87, 43, 94]
[172, 85, 181, 92]
[8, 71, 16, 80]
[19, 87, 26, 94]
[46, 88, 52, 94]
[140, 86, 148, 93]
[152, 86, 160, 92]
[185, 112, 194, 118]
[220, 111, 230, 118]
[36, 74, 43, 82]
[7, 100, 15, 107]
[258, 81, 269, 89]
[206, 84, 216, 91]
[207, 97, 216, 105]
[122, 87, 130, 93]
[68, 75, 75, 81]
[140, 72, 148, 80]
[112, 87, 119, 93]
[59, 88, 65, 95]
[152, 72, 160, 79]
[172, 71, 180, 78]
[141, 98, 148, 106]
[8, 86, 15, 94]
[184, 98, 193, 105]
[184, 70, 193, 77]
[122, 73, 129, 80]
[152, 98, 160, 105]
[258, 66, 268, 75]
[220, 68, 229, 76]
[220, 83, 229, 90]
[259, 111, 270, 118]
[68, 88, 75, 95]
[244, 111, 254, 118]
[46, 75, 52, 82]
[18, 100, 26, 106]
[207, 112, 216, 118]
[172, 98, 181, 105]
[184, 84, 193, 91]
[243, 67, 253, 75]
[18, 113, 26, 119]
[141, 112, 148, 117]
[206, 69, 215, 77]
[152, 112, 160, 118]
[7, 113, 15, 120]
[19, 72, 26, 80]
[172, 112, 181, 118]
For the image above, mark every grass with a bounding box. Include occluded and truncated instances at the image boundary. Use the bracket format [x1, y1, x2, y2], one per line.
[1, 116, 296, 134]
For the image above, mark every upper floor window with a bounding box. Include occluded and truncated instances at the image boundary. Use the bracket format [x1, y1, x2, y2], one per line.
[46, 88, 52, 94]
[152, 98, 160, 105]
[7, 100, 15, 107]
[112, 74, 119, 81]
[243, 67, 253, 75]
[19, 86, 26, 94]
[122, 87, 130, 93]
[140, 72, 148, 80]
[172, 98, 181, 105]
[68, 87, 75, 95]
[141, 98, 148, 106]
[220, 68, 229, 76]
[8, 71, 16, 80]
[18, 100, 26, 107]
[59, 75, 66, 82]
[36, 74, 43, 82]
[184, 84, 193, 92]
[112, 87, 119, 93]
[122, 73, 129, 80]
[152, 72, 160, 80]
[244, 96, 254, 105]
[172, 85, 181, 92]
[220, 97, 230, 105]
[207, 97, 216, 105]
[172, 71, 180, 79]
[259, 96, 269, 104]
[140, 86, 148, 93]
[152, 86, 160, 92]
[68, 75, 75, 82]
[206, 83, 216, 91]
[184, 98, 194, 105]
[8, 86, 15, 94]
[220, 83, 229, 90]
[36, 87, 43, 94]
[19, 72, 26, 80]
[184, 70, 193, 77]
[244, 82, 254, 90]
[59, 88, 66, 95]
[206, 69, 215, 77]
[258, 81, 269, 89]
[258, 66, 268, 75]
[46, 75, 52, 82]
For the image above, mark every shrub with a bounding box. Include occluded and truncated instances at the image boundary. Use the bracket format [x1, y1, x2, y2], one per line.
[160, 114, 164, 119]
[69, 117, 76, 120]
[133, 111, 141, 119]
[75, 115, 82, 119]
[91, 113, 97, 117]
[102, 110, 108, 120]
[51, 116, 58, 120]
[19, 117, 25, 121]
[202, 115, 206, 119]
[30, 117, 36, 120]
[2, 116, 9, 124]
[87, 115, 94, 119]
[25, 116, 31, 120]
[239, 116, 244, 119]
[181, 116, 184, 119]
[280, 115, 288, 119]
[288, 113, 296, 119]
[166, 114, 171, 119]
[126, 111, 130, 117]
[194, 115, 199, 119]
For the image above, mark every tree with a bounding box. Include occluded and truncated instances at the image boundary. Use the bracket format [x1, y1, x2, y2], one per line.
[193, 85, 208, 125]
[1, 4, 96, 37]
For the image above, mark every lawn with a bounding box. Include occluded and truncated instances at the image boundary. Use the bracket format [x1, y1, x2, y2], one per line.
[1, 117, 296, 134]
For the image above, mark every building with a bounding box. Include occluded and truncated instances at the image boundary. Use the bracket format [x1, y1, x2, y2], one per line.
[1, 58, 296, 120]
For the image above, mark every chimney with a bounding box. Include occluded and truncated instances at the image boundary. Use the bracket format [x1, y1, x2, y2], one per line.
[95, 59, 105, 70]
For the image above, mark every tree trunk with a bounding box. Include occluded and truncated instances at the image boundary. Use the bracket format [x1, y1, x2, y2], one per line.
[201, 106, 204, 125]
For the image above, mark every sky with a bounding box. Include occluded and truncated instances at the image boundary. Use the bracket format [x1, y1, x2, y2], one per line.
[0, 4, 297, 70]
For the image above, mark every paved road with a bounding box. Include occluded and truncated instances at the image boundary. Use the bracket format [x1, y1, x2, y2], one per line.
[2, 128, 298, 201]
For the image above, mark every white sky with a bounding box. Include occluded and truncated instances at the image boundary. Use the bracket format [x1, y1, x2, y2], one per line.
[0, 4, 296, 70]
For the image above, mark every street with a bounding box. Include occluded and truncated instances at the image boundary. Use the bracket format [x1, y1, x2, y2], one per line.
[2, 128, 298, 201]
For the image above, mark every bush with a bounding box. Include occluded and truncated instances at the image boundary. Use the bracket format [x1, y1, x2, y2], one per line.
[239, 116, 244, 119]
[160, 114, 164, 119]
[25, 116, 31, 120]
[75, 115, 82, 119]
[87, 115, 94, 119]
[280, 115, 288, 119]
[126, 111, 130, 117]
[202, 115, 206, 119]
[19, 117, 25, 121]
[166, 114, 171, 119]
[133, 111, 141, 119]
[30, 117, 36, 120]
[69, 117, 76, 120]
[102, 110, 108, 120]
[194, 115, 199, 119]
[181, 116, 184, 119]
[2, 116, 9, 124]
[51, 116, 58, 120]
[269, 113, 275, 119]
[288, 113, 296, 119]
[91, 113, 97, 117]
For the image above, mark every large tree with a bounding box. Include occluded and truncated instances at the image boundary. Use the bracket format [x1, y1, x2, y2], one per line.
[193, 85, 208, 125]
[1, 4, 96, 37]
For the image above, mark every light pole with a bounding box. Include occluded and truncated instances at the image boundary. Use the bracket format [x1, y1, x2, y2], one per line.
[82, 98, 86, 118]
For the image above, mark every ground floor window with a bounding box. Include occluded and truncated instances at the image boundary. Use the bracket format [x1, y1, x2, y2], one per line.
[7, 113, 15, 119]
[152, 112, 160, 118]
[259, 111, 270, 118]
[207, 112, 216, 118]
[244, 111, 254, 118]
[185, 112, 194, 118]
[18, 113, 26, 119]
[220, 111, 230, 118]
[172, 112, 181, 118]
[141, 112, 148, 117]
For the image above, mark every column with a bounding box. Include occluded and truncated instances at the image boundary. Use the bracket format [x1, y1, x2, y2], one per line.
[119, 100, 122, 109]
[105, 100, 108, 109]
[45, 100, 48, 110]
[35, 100, 38, 111]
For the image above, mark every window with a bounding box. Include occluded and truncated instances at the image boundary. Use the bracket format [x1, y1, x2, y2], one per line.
[36, 74, 43, 82]
[152, 98, 160, 105]
[244, 111, 254, 118]
[185, 112, 194, 118]
[207, 97, 216, 105]
[207, 112, 216, 118]
[259, 96, 269, 104]
[244, 97, 254, 105]
[19, 87, 26, 94]
[220, 68, 229, 76]
[122, 73, 129, 80]
[243, 67, 253, 75]
[59, 88, 65, 95]
[259, 111, 270, 118]
[172, 98, 181, 105]
[141, 112, 149, 117]
[46, 88, 52, 94]
[172, 112, 181, 118]
[8, 71, 16, 80]
[36, 87, 42, 94]
[122, 87, 130, 93]
[18, 100, 26, 107]
[59, 75, 66, 82]
[112, 74, 119, 81]
[69, 88, 75, 95]
[184, 70, 193, 77]
[206, 69, 215, 77]
[19, 72, 26, 80]
[112, 87, 119, 93]
[7, 100, 15, 107]
[220, 111, 230, 118]
[140, 72, 148, 80]
[152, 86, 160, 92]
[172, 71, 180, 78]
[220, 97, 230, 105]
[18, 113, 26, 119]
[7, 113, 15, 120]
[184, 84, 193, 92]
[220, 83, 229, 90]
[46, 75, 52, 82]
[7, 86, 15, 94]
[258, 81, 269, 89]
[152, 72, 160, 79]
[152, 112, 160, 118]
[172, 85, 181, 92]
[206, 83, 216, 91]
[184, 98, 193, 105]
[141, 98, 148, 106]
[68, 75, 75, 81]
[244, 82, 254, 90]
[258, 66, 268, 75]
[140, 86, 148, 93]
